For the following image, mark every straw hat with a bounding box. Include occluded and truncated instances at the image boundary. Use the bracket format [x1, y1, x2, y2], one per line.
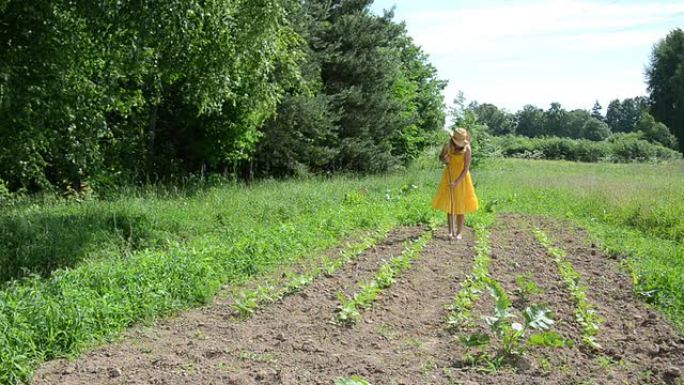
[450, 127, 470, 148]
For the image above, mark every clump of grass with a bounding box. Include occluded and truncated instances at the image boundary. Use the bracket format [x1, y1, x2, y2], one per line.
[335, 231, 433, 326]
[533, 228, 603, 349]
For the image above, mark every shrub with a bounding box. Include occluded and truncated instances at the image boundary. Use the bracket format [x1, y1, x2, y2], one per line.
[0, 179, 10, 205]
[494, 135, 680, 163]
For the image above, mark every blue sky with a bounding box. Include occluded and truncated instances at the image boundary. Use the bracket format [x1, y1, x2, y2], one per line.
[371, 0, 684, 113]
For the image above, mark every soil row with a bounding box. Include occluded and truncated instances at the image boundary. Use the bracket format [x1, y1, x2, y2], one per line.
[33, 215, 684, 385]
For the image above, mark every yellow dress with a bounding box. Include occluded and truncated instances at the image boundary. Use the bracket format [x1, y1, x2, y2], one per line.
[431, 149, 479, 214]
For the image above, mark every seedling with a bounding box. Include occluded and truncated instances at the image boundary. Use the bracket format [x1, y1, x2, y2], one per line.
[355, 282, 380, 309]
[232, 291, 259, 318]
[284, 273, 313, 294]
[533, 228, 603, 350]
[459, 332, 491, 366]
[336, 292, 360, 325]
[514, 273, 542, 303]
[528, 331, 571, 348]
[375, 264, 396, 289]
[335, 231, 432, 325]
[461, 278, 556, 369]
[447, 225, 491, 330]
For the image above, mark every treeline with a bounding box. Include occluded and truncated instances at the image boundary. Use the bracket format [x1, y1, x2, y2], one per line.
[0, 0, 446, 192]
[469, 98, 678, 150]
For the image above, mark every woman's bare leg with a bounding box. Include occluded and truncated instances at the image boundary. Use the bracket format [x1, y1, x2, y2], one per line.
[456, 214, 465, 240]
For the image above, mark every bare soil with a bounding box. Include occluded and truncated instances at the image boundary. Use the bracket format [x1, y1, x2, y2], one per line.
[33, 215, 684, 385]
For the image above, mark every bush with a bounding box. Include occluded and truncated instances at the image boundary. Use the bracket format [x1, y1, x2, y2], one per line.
[0, 179, 10, 205]
[494, 135, 680, 162]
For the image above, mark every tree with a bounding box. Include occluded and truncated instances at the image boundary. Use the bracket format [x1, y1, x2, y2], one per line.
[605, 97, 648, 133]
[581, 118, 611, 141]
[312, 1, 445, 172]
[254, 0, 446, 176]
[637, 111, 679, 149]
[0, 0, 301, 190]
[515, 105, 545, 137]
[591, 101, 604, 121]
[647, 28, 684, 152]
[469, 103, 515, 135]
[543, 102, 567, 137]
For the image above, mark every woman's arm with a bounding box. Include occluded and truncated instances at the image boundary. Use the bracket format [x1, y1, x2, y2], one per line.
[449, 146, 472, 187]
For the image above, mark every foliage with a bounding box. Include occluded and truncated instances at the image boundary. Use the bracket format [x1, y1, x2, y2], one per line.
[637, 112, 679, 149]
[605, 97, 649, 133]
[0, 0, 301, 191]
[515, 105, 546, 138]
[528, 331, 572, 348]
[461, 277, 556, 370]
[469, 102, 515, 136]
[450, 94, 497, 165]
[494, 135, 680, 163]
[647, 28, 684, 152]
[514, 274, 542, 303]
[0, 0, 446, 191]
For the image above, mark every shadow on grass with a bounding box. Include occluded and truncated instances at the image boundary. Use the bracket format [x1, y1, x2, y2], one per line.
[0, 211, 158, 284]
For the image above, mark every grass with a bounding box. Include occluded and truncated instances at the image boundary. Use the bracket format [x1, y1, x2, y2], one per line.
[0, 173, 440, 384]
[1, 151, 683, 383]
[472, 158, 684, 329]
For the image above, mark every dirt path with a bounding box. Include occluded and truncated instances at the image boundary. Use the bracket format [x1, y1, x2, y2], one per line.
[33, 215, 684, 385]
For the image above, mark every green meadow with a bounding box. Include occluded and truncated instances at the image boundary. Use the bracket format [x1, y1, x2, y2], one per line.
[1, 157, 683, 382]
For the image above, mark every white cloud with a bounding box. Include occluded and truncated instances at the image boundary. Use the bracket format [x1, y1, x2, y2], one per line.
[379, 0, 684, 110]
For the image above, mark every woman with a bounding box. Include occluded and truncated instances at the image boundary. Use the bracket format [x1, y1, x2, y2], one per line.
[431, 127, 479, 239]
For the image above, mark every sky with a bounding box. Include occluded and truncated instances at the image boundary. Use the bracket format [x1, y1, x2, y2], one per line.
[370, 0, 684, 113]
